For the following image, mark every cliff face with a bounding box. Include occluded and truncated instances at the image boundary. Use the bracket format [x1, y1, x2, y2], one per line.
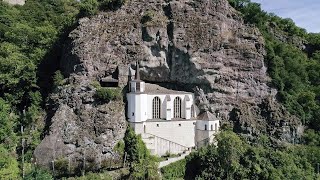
[35, 0, 302, 168]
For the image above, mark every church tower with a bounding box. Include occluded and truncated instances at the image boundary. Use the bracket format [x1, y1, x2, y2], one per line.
[129, 61, 145, 93]
[127, 61, 148, 122]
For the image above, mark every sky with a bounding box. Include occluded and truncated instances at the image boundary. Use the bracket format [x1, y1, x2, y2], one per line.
[251, 0, 320, 33]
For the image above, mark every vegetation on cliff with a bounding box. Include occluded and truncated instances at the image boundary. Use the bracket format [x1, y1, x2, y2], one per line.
[124, 127, 160, 179]
[229, 0, 320, 130]
[162, 131, 320, 179]
[0, 0, 79, 179]
[0, 0, 125, 179]
[1, 0, 320, 179]
[162, 1, 320, 179]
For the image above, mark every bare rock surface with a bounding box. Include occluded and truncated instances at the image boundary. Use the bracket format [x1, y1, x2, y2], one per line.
[35, 0, 302, 169]
[34, 83, 126, 169]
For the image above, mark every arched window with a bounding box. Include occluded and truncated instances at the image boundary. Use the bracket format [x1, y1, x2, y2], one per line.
[152, 97, 161, 119]
[205, 124, 207, 131]
[191, 105, 195, 118]
[173, 97, 182, 118]
[144, 125, 146, 133]
[215, 123, 218, 132]
[211, 125, 213, 131]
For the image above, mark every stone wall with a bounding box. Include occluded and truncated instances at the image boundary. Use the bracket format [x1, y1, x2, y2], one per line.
[132, 120, 197, 148]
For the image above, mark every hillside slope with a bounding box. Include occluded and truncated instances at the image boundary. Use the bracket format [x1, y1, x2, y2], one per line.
[34, 0, 301, 168]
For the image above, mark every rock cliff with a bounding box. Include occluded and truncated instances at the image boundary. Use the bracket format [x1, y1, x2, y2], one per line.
[35, 0, 302, 169]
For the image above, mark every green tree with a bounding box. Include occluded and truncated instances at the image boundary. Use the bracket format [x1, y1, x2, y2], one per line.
[123, 127, 159, 179]
[98, 0, 126, 10]
[25, 167, 53, 180]
[53, 70, 65, 88]
[79, 0, 99, 17]
[215, 131, 247, 179]
[0, 98, 17, 149]
[228, 0, 249, 9]
[0, 145, 20, 179]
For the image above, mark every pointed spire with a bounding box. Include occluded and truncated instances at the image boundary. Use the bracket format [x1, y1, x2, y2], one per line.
[135, 60, 140, 80]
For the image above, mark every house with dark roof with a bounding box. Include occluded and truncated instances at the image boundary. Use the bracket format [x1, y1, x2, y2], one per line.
[127, 62, 220, 156]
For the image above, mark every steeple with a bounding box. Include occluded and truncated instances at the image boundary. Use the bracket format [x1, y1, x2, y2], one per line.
[135, 61, 140, 80]
[129, 60, 145, 93]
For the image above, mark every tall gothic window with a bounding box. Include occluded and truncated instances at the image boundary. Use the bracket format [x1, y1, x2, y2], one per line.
[191, 105, 195, 118]
[152, 97, 161, 119]
[174, 97, 182, 118]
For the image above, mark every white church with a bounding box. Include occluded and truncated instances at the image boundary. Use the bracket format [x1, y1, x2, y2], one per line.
[126, 62, 220, 156]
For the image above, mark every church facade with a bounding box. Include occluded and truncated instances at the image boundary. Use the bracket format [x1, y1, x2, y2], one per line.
[127, 63, 220, 156]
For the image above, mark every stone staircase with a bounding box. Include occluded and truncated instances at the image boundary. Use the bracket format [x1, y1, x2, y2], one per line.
[141, 133, 190, 156]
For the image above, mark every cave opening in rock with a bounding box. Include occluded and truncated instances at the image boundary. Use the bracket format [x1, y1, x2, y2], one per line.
[100, 78, 119, 87]
[100, 68, 119, 87]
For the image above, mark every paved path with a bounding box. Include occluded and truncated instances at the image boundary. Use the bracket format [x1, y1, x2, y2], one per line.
[159, 151, 191, 168]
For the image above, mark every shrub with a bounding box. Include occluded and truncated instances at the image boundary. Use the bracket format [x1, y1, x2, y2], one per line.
[79, 0, 99, 17]
[95, 87, 121, 102]
[99, 0, 126, 11]
[90, 80, 101, 89]
[124, 127, 160, 179]
[67, 172, 112, 180]
[114, 140, 125, 156]
[53, 70, 65, 88]
[0, 145, 20, 179]
[25, 167, 53, 180]
[55, 158, 69, 176]
[141, 10, 155, 24]
[161, 159, 186, 180]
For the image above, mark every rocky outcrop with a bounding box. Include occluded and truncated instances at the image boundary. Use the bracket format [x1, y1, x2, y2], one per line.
[267, 23, 306, 50]
[230, 97, 303, 142]
[34, 84, 126, 169]
[35, 0, 302, 169]
[62, 0, 272, 115]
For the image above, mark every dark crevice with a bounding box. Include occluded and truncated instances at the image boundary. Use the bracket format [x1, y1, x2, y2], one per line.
[150, 45, 161, 57]
[163, 2, 175, 79]
[141, 26, 153, 42]
[38, 22, 80, 139]
[41, 98, 58, 138]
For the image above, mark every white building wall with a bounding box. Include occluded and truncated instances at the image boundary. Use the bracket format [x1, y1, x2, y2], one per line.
[166, 98, 172, 120]
[146, 94, 194, 120]
[129, 122, 145, 134]
[127, 94, 133, 121]
[129, 81, 145, 92]
[140, 120, 196, 148]
[146, 94, 167, 120]
[141, 82, 145, 92]
[195, 129, 209, 143]
[195, 120, 220, 146]
[140, 94, 148, 121]
[129, 121, 196, 156]
[185, 95, 193, 119]
[127, 93, 148, 122]
[196, 120, 220, 131]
